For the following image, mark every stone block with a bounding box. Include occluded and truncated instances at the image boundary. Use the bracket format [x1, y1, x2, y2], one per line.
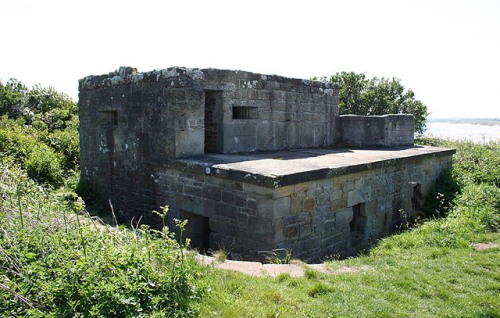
[335, 208, 353, 227]
[221, 190, 235, 205]
[274, 196, 291, 218]
[331, 198, 347, 211]
[347, 190, 361, 207]
[246, 198, 257, 211]
[247, 216, 274, 235]
[175, 194, 204, 216]
[237, 212, 249, 226]
[184, 184, 202, 197]
[283, 225, 298, 238]
[303, 197, 316, 212]
[290, 195, 303, 214]
[320, 232, 342, 249]
[256, 121, 275, 150]
[299, 224, 312, 237]
[203, 185, 221, 201]
[234, 192, 247, 207]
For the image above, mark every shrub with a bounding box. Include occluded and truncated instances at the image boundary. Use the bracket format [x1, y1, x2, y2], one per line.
[24, 143, 64, 186]
[416, 138, 500, 188]
[0, 80, 79, 190]
[0, 164, 199, 317]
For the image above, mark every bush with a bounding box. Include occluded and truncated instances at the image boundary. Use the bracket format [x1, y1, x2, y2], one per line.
[416, 138, 500, 188]
[0, 79, 79, 189]
[24, 143, 64, 186]
[0, 119, 65, 187]
[0, 164, 200, 317]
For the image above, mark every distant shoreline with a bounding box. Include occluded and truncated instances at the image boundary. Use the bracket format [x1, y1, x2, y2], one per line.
[427, 118, 500, 126]
[423, 121, 500, 142]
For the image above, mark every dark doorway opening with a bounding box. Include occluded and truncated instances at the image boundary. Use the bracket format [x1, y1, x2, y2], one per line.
[412, 183, 422, 210]
[181, 211, 211, 253]
[204, 91, 222, 153]
[350, 202, 366, 232]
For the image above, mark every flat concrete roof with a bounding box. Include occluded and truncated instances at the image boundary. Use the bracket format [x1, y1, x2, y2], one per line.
[167, 146, 455, 188]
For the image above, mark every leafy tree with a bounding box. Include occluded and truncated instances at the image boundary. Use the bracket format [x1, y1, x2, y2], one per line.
[0, 79, 79, 187]
[0, 79, 28, 118]
[317, 72, 429, 134]
[27, 84, 77, 132]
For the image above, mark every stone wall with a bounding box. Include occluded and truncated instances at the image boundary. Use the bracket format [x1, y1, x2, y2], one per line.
[340, 114, 414, 147]
[78, 67, 339, 221]
[78, 66, 339, 156]
[205, 69, 339, 153]
[150, 151, 452, 262]
[151, 168, 275, 258]
[78, 66, 448, 262]
[273, 153, 450, 260]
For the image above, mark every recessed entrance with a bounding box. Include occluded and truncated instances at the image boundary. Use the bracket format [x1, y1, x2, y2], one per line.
[181, 210, 211, 253]
[412, 183, 422, 210]
[204, 91, 222, 153]
[350, 202, 366, 232]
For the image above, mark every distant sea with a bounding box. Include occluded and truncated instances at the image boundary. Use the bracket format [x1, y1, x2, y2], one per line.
[423, 118, 500, 142]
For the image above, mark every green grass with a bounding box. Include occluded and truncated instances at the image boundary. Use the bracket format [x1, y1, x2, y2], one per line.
[194, 243, 499, 317]
[193, 138, 500, 317]
[1, 112, 499, 318]
[193, 231, 499, 318]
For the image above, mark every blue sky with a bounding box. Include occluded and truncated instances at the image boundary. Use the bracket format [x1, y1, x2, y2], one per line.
[1, 0, 499, 118]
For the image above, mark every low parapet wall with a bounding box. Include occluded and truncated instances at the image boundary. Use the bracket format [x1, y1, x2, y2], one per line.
[340, 114, 414, 147]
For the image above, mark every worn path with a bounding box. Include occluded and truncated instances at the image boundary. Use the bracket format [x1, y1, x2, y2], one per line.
[195, 255, 370, 277]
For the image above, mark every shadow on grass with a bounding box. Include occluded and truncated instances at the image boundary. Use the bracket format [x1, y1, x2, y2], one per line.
[420, 169, 461, 219]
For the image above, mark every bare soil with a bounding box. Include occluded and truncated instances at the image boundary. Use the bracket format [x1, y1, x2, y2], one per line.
[195, 254, 371, 277]
[472, 242, 499, 250]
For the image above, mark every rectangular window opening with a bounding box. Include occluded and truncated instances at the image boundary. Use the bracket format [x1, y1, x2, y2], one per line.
[233, 106, 258, 119]
[98, 110, 118, 125]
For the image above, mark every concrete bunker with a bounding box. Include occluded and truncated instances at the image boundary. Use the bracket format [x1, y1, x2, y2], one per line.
[78, 66, 454, 261]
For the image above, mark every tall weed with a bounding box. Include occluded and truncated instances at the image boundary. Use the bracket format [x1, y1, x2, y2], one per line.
[0, 163, 199, 317]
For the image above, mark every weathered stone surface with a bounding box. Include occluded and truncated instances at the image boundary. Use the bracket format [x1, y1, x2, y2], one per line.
[79, 66, 454, 262]
[340, 114, 415, 147]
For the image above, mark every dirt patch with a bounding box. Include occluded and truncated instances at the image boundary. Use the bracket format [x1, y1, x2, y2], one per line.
[308, 264, 371, 275]
[196, 254, 371, 277]
[472, 242, 499, 250]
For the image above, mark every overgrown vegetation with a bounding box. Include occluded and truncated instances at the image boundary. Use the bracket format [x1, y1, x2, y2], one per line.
[0, 80, 200, 317]
[1, 78, 499, 316]
[0, 166, 199, 316]
[0, 79, 79, 188]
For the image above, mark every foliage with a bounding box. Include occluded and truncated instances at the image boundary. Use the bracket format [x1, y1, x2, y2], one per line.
[0, 79, 79, 188]
[0, 164, 199, 317]
[0, 79, 77, 132]
[315, 72, 429, 133]
[195, 138, 500, 317]
[417, 137, 500, 188]
[0, 79, 28, 119]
